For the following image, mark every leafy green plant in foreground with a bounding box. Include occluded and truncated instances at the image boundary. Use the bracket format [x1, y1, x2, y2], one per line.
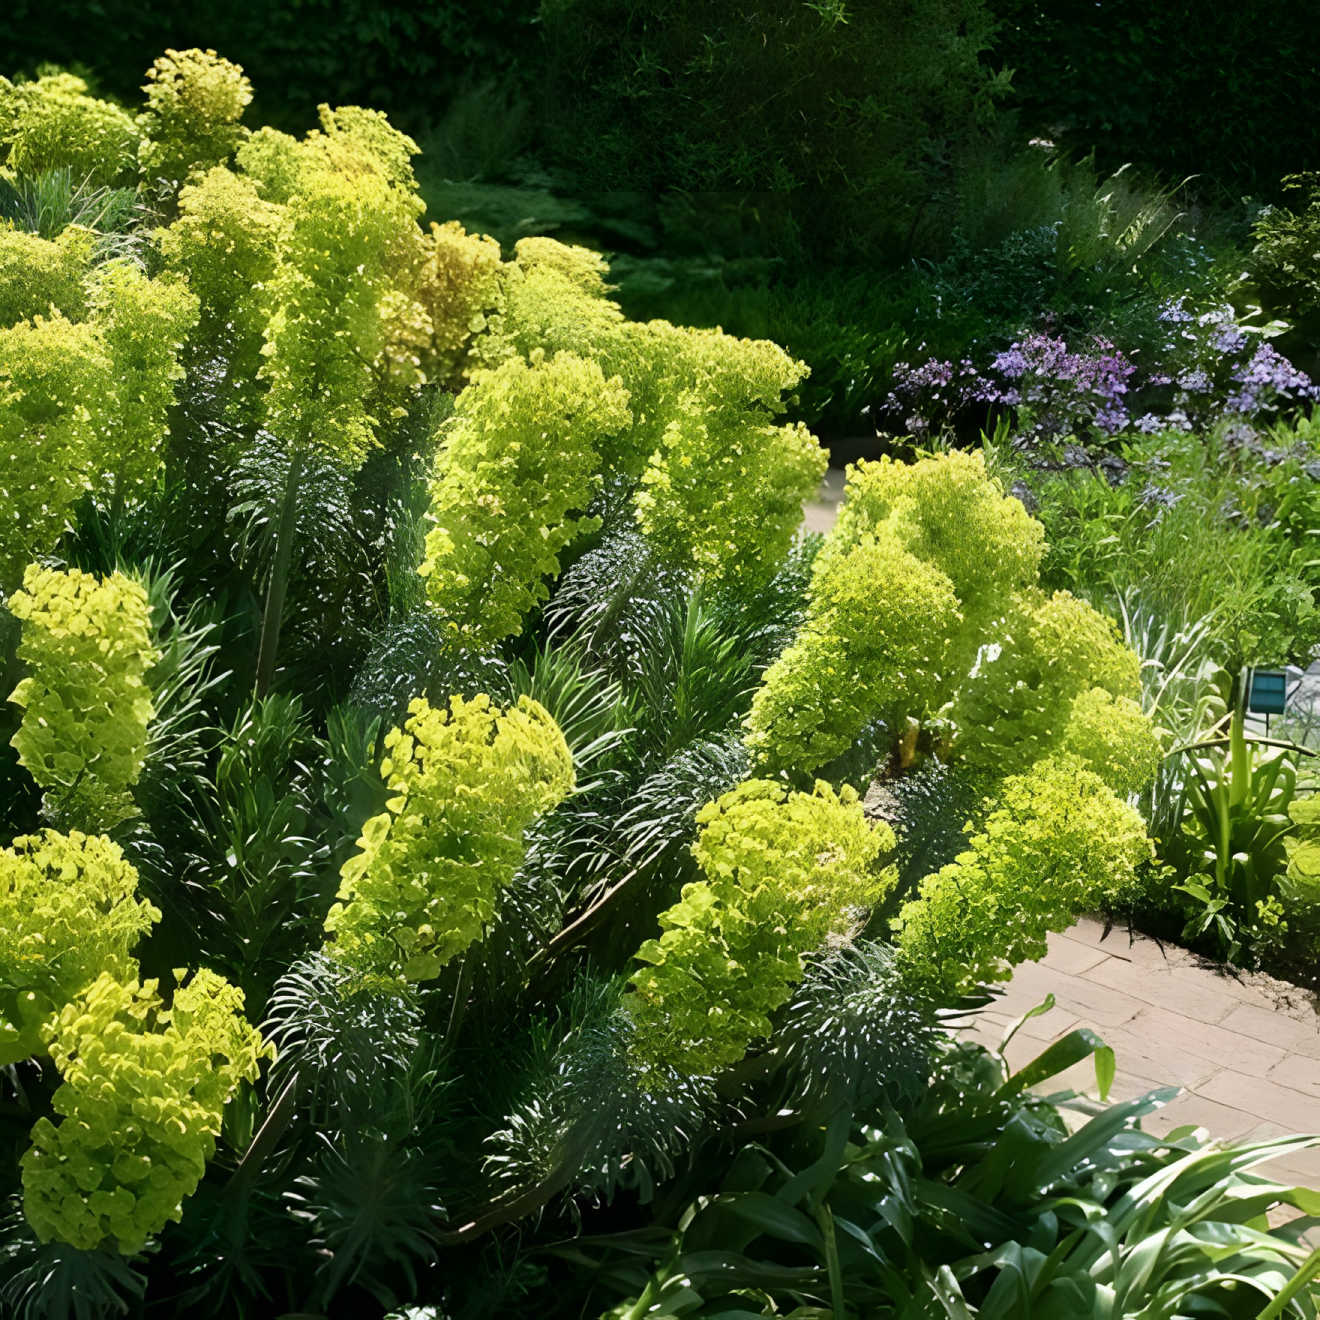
[580, 1031, 1320, 1319]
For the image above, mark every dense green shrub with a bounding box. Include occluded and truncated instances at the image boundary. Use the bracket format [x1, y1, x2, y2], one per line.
[537, 0, 1006, 259]
[994, 0, 1318, 198]
[0, 45, 1302, 1320]
[0, 71, 137, 183]
[1253, 173, 1320, 341]
[4, 3, 536, 132]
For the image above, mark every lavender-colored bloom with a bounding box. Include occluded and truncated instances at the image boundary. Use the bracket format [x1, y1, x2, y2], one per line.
[1135, 412, 1165, 433]
[992, 346, 1029, 379]
[1176, 369, 1211, 393]
[1226, 343, 1318, 414]
[1210, 324, 1249, 356]
[1158, 297, 1194, 324]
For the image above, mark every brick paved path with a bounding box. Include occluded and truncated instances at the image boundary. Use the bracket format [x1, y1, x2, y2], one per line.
[803, 473, 1320, 1187]
[963, 918, 1320, 1187]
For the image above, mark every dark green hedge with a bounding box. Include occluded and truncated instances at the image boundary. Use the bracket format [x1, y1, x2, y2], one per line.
[993, 0, 1320, 198]
[4, 0, 535, 132]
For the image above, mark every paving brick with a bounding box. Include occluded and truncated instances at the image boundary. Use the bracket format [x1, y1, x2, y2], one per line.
[1001, 960, 1144, 1028]
[1123, 1005, 1288, 1077]
[1079, 1021, 1222, 1091]
[1083, 958, 1243, 1024]
[1220, 1003, 1320, 1060]
[1198, 1071, 1320, 1134]
[1258, 1142, 1320, 1188]
[1082, 925, 1197, 972]
[1040, 932, 1111, 976]
[1142, 1091, 1266, 1141]
[1269, 1054, 1320, 1099]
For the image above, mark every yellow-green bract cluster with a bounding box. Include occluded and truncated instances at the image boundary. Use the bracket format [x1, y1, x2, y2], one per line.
[0, 830, 158, 1066]
[0, 247, 198, 582]
[137, 48, 252, 186]
[325, 693, 575, 982]
[8, 565, 159, 830]
[747, 449, 1160, 797]
[0, 49, 251, 189]
[0, 72, 138, 183]
[21, 969, 267, 1253]
[626, 779, 893, 1075]
[420, 351, 632, 646]
[0, 823, 266, 1252]
[893, 755, 1152, 1000]
[421, 237, 827, 643]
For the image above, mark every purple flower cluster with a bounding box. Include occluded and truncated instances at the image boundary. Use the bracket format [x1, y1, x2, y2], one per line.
[881, 297, 1317, 461]
[1225, 343, 1318, 414]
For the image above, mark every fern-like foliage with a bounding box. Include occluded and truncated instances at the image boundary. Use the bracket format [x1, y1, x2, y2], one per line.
[772, 941, 937, 1118]
[485, 976, 716, 1208]
[0, 1207, 147, 1320]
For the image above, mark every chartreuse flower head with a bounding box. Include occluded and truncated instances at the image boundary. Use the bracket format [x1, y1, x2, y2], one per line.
[0, 315, 111, 584]
[420, 351, 631, 645]
[893, 754, 1151, 1001]
[0, 830, 159, 1067]
[21, 969, 268, 1253]
[0, 71, 137, 182]
[745, 449, 1159, 791]
[137, 48, 252, 185]
[626, 778, 893, 1075]
[325, 693, 574, 982]
[8, 564, 160, 831]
